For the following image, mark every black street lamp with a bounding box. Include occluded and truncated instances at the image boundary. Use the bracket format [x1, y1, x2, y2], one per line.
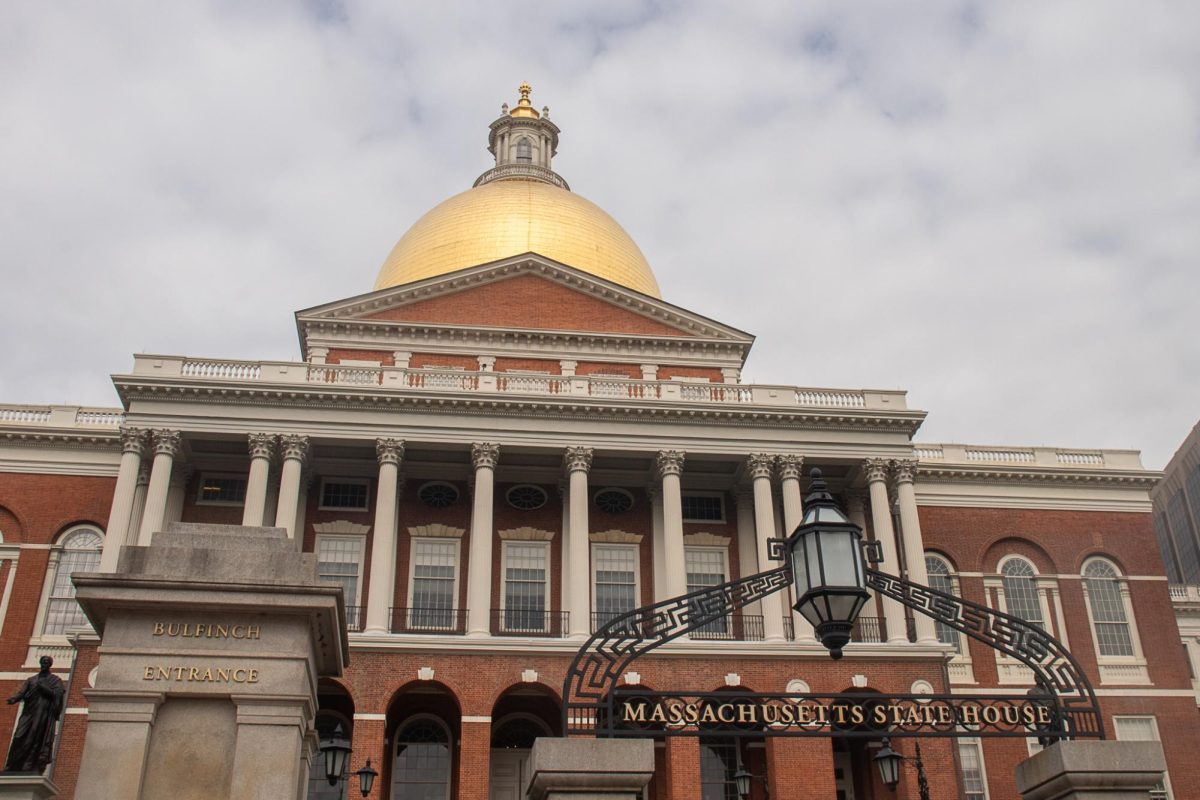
[787, 468, 870, 659]
[874, 739, 931, 800]
[733, 765, 752, 799]
[319, 726, 352, 786]
[355, 759, 379, 797]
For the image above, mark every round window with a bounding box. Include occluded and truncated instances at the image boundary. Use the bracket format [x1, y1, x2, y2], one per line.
[506, 484, 548, 511]
[594, 488, 634, 514]
[419, 482, 460, 508]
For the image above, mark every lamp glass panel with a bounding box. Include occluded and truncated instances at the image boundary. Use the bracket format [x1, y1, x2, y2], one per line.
[820, 531, 860, 586]
[792, 539, 811, 596]
[805, 535, 823, 587]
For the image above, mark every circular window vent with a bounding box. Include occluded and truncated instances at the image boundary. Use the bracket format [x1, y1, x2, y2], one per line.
[506, 484, 548, 511]
[594, 488, 634, 514]
[419, 482, 459, 508]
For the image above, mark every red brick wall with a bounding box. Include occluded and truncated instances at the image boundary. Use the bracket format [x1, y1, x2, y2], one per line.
[327, 348, 395, 366]
[575, 361, 641, 378]
[494, 357, 561, 374]
[410, 353, 478, 370]
[660, 366, 725, 383]
[366, 275, 694, 337]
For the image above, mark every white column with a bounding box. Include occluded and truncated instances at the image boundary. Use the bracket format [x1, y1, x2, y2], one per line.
[865, 458, 908, 644]
[655, 452, 687, 600]
[893, 459, 938, 645]
[127, 463, 151, 545]
[274, 435, 309, 539]
[565, 447, 593, 637]
[777, 456, 817, 644]
[1184, 638, 1200, 684]
[242, 433, 276, 526]
[735, 489, 761, 617]
[99, 428, 146, 571]
[845, 488, 878, 634]
[748, 454, 786, 642]
[163, 464, 190, 525]
[137, 430, 181, 546]
[559, 481, 571, 614]
[648, 486, 667, 601]
[466, 443, 499, 637]
[364, 439, 403, 635]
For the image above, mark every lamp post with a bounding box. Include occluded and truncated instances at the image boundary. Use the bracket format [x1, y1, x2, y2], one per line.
[786, 468, 870, 659]
[874, 739, 931, 800]
[319, 727, 351, 787]
[355, 759, 379, 797]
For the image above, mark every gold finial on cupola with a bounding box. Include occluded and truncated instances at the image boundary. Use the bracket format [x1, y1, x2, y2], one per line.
[509, 81, 540, 118]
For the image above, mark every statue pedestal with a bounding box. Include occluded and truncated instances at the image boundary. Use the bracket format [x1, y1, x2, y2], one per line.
[0, 774, 59, 800]
[70, 523, 346, 800]
[1016, 741, 1167, 800]
[527, 738, 654, 800]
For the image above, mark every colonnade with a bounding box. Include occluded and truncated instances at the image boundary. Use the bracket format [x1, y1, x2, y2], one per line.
[99, 428, 938, 646]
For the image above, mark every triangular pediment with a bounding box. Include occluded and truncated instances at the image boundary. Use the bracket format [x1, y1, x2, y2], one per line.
[296, 255, 754, 343]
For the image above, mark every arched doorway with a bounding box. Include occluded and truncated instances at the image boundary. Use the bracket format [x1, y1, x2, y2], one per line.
[489, 685, 561, 800]
[386, 681, 462, 800]
[307, 680, 354, 800]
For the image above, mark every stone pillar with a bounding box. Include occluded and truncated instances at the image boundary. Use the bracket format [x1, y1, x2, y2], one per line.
[137, 430, 181, 546]
[100, 428, 146, 572]
[527, 739, 654, 800]
[163, 464, 191, 526]
[767, 739, 837, 800]
[559, 481, 570, 615]
[0, 774, 60, 799]
[845, 488, 878, 626]
[664, 738, 700, 800]
[777, 456, 817, 644]
[73, 690, 163, 799]
[648, 486, 667, 602]
[466, 443, 499, 637]
[565, 447, 593, 638]
[1014, 741, 1166, 800]
[735, 489, 761, 616]
[458, 718, 491, 800]
[127, 463, 151, 549]
[274, 435, 309, 540]
[893, 459, 938, 645]
[228, 697, 312, 800]
[242, 434, 276, 527]
[864, 458, 907, 643]
[748, 455, 786, 642]
[656, 451, 687, 599]
[364, 439, 403, 636]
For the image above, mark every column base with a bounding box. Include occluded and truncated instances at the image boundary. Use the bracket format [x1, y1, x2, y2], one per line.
[0, 774, 60, 800]
[528, 738, 654, 800]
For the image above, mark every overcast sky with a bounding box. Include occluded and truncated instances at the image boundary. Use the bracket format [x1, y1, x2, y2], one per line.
[2, 2, 1197, 468]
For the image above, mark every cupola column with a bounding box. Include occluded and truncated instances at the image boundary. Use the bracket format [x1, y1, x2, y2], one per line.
[864, 458, 908, 643]
[893, 459, 938, 645]
[564, 447, 593, 638]
[274, 435, 310, 539]
[364, 439, 403, 635]
[777, 456, 817, 645]
[656, 452, 688, 600]
[466, 443, 500, 637]
[242, 433, 277, 527]
[99, 427, 146, 571]
[137, 429, 181, 546]
[749, 455, 786, 643]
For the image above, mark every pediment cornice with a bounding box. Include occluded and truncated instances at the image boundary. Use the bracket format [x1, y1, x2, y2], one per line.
[917, 464, 1160, 490]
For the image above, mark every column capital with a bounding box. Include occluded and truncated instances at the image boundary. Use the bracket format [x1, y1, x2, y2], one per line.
[248, 433, 278, 461]
[119, 426, 147, 456]
[862, 457, 890, 484]
[150, 429, 182, 458]
[891, 458, 919, 485]
[746, 453, 774, 480]
[563, 446, 594, 474]
[844, 488, 867, 514]
[776, 455, 804, 481]
[655, 450, 685, 479]
[471, 442, 500, 470]
[375, 438, 404, 466]
[279, 434, 311, 463]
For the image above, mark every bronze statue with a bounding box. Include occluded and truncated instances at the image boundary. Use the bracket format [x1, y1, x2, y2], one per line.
[4, 656, 66, 773]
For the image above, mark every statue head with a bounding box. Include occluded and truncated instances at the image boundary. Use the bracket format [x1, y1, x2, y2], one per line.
[38, 656, 53, 671]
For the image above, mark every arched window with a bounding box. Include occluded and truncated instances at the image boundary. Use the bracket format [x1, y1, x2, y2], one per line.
[1083, 559, 1135, 657]
[393, 717, 452, 800]
[924, 554, 961, 651]
[42, 527, 103, 636]
[515, 138, 533, 163]
[307, 713, 352, 800]
[1000, 557, 1043, 629]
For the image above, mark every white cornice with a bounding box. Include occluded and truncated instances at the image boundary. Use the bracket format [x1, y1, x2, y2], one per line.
[917, 465, 1159, 490]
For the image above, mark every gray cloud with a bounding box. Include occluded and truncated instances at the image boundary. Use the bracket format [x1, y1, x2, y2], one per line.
[1, 1, 1197, 467]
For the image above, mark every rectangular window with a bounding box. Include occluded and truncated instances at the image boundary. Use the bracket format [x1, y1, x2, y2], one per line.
[681, 493, 725, 523]
[196, 473, 247, 505]
[316, 536, 364, 607]
[408, 539, 459, 630]
[42, 549, 101, 636]
[319, 478, 370, 511]
[686, 548, 728, 637]
[958, 740, 988, 800]
[503, 542, 549, 632]
[592, 544, 638, 629]
[1114, 717, 1170, 799]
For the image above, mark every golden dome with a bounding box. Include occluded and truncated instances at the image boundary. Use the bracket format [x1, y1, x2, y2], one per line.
[374, 179, 661, 298]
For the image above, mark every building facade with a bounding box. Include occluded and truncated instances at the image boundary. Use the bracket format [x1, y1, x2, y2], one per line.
[0, 86, 1196, 800]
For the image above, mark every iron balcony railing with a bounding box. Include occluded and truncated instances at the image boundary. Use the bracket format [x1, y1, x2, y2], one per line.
[591, 611, 765, 641]
[852, 615, 884, 643]
[389, 607, 467, 635]
[344, 605, 364, 633]
[491, 609, 569, 637]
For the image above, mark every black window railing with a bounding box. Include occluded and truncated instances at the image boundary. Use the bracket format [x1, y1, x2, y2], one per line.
[491, 609, 569, 637]
[389, 606, 467, 635]
[783, 615, 795, 641]
[690, 613, 765, 641]
[851, 615, 884, 643]
[344, 605, 364, 632]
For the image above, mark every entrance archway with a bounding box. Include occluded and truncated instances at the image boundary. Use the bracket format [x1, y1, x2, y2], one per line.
[385, 680, 462, 800]
[489, 685, 561, 800]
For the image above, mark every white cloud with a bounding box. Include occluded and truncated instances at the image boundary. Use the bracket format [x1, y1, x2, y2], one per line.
[1, 0, 1197, 467]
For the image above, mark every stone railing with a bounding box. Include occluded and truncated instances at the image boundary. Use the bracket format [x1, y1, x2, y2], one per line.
[914, 442, 1145, 471]
[1170, 585, 1200, 602]
[473, 163, 570, 190]
[126, 355, 909, 411]
[0, 404, 124, 429]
